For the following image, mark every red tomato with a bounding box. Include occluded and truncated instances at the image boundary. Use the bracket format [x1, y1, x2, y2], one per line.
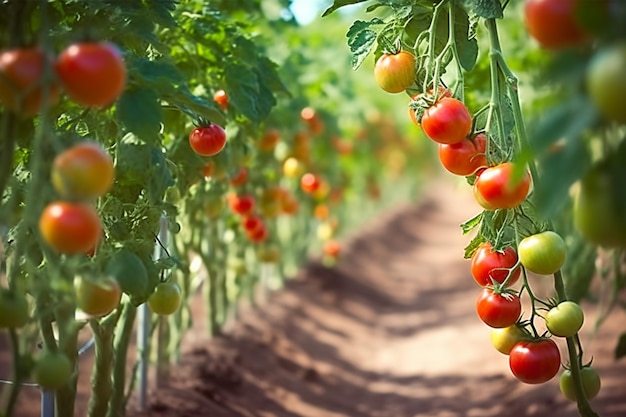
[246, 223, 268, 243]
[374, 51, 416, 93]
[301, 173, 321, 194]
[476, 288, 522, 328]
[228, 193, 255, 216]
[323, 240, 341, 258]
[408, 86, 452, 126]
[0, 48, 59, 116]
[56, 42, 126, 107]
[470, 241, 521, 287]
[258, 129, 281, 152]
[213, 89, 228, 110]
[509, 339, 561, 384]
[438, 133, 487, 176]
[421, 98, 472, 145]
[280, 194, 299, 215]
[524, 0, 588, 50]
[39, 202, 101, 254]
[300, 107, 324, 134]
[189, 124, 227, 156]
[51, 142, 114, 199]
[474, 162, 531, 210]
[242, 214, 264, 233]
[229, 167, 248, 187]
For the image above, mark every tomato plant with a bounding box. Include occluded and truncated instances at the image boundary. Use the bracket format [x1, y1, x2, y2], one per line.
[560, 367, 601, 402]
[473, 163, 531, 210]
[586, 41, 626, 123]
[470, 242, 521, 287]
[148, 282, 182, 316]
[373, 51, 415, 93]
[420, 98, 472, 145]
[51, 142, 114, 199]
[545, 301, 585, 337]
[476, 288, 521, 328]
[523, 0, 588, 50]
[38, 201, 101, 255]
[189, 124, 227, 157]
[438, 134, 487, 176]
[518, 231, 567, 275]
[55, 41, 126, 107]
[509, 339, 561, 384]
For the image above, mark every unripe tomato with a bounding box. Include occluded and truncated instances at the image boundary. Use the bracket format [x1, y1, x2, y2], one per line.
[205, 197, 224, 218]
[283, 157, 303, 178]
[258, 129, 281, 152]
[56, 41, 126, 107]
[509, 338, 561, 384]
[524, 0, 588, 50]
[0, 289, 29, 328]
[0, 47, 59, 116]
[213, 89, 228, 110]
[148, 282, 182, 316]
[470, 242, 521, 287]
[374, 51, 416, 94]
[280, 194, 299, 215]
[189, 124, 227, 156]
[421, 98, 472, 145]
[257, 245, 281, 263]
[490, 325, 527, 355]
[518, 231, 567, 275]
[39, 202, 101, 255]
[51, 142, 114, 199]
[559, 367, 601, 402]
[545, 301, 584, 337]
[438, 134, 487, 176]
[34, 351, 72, 390]
[586, 42, 626, 123]
[75, 276, 121, 317]
[474, 163, 531, 210]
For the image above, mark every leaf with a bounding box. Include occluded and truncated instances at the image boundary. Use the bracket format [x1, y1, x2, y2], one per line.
[464, 233, 486, 259]
[116, 88, 163, 144]
[615, 333, 626, 360]
[323, 0, 370, 17]
[147, 147, 174, 204]
[461, 212, 483, 234]
[115, 134, 152, 188]
[225, 61, 264, 123]
[461, 0, 503, 19]
[562, 237, 597, 303]
[346, 19, 384, 70]
[454, 5, 479, 72]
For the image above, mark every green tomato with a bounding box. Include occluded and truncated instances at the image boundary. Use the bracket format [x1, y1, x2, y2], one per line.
[559, 367, 601, 402]
[518, 231, 566, 275]
[586, 42, 626, 123]
[148, 282, 182, 316]
[545, 301, 584, 337]
[0, 289, 29, 328]
[490, 325, 527, 355]
[34, 350, 72, 390]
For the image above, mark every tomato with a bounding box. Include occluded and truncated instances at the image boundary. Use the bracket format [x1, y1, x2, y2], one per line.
[374, 51, 416, 93]
[0, 289, 29, 328]
[474, 163, 531, 210]
[283, 157, 303, 178]
[301, 173, 321, 194]
[438, 133, 487, 176]
[148, 282, 182, 316]
[409, 86, 452, 126]
[213, 89, 229, 110]
[242, 214, 264, 233]
[205, 197, 224, 218]
[189, 124, 227, 156]
[509, 338, 561, 384]
[559, 367, 601, 402]
[291, 131, 311, 163]
[246, 223, 268, 243]
[106, 250, 148, 298]
[421, 98, 472, 145]
[257, 245, 281, 263]
[545, 301, 584, 337]
[228, 193, 255, 216]
[258, 189, 283, 218]
[573, 160, 626, 248]
[0, 47, 59, 116]
[75, 275, 121, 317]
[317, 222, 335, 240]
[470, 242, 521, 287]
[39, 202, 101, 254]
[34, 350, 72, 390]
[490, 325, 527, 355]
[51, 142, 114, 199]
[258, 129, 281, 152]
[300, 107, 324, 134]
[314, 204, 330, 220]
[280, 193, 299, 215]
[524, 0, 587, 50]
[202, 161, 214, 179]
[476, 288, 521, 328]
[229, 167, 248, 187]
[586, 42, 626, 124]
[56, 41, 126, 107]
[518, 231, 567, 275]
[323, 240, 341, 258]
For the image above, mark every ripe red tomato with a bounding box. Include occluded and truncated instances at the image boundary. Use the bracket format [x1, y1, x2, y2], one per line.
[524, 0, 588, 50]
[300, 107, 324, 134]
[246, 222, 268, 243]
[559, 367, 601, 402]
[470, 242, 521, 287]
[409, 86, 452, 126]
[75, 276, 121, 317]
[421, 98, 472, 145]
[148, 282, 182, 316]
[474, 162, 531, 210]
[229, 167, 248, 187]
[323, 240, 341, 258]
[39, 202, 101, 254]
[228, 193, 255, 216]
[189, 124, 227, 156]
[0, 47, 59, 116]
[476, 288, 521, 328]
[56, 41, 126, 107]
[509, 339, 561, 384]
[301, 173, 321, 194]
[242, 214, 264, 233]
[374, 51, 416, 94]
[518, 231, 567, 275]
[51, 142, 114, 199]
[586, 42, 626, 124]
[213, 89, 229, 110]
[258, 129, 281, 152]
[438, 133, 487, 176]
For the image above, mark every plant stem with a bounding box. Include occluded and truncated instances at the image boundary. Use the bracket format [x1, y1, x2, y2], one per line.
[87, 320, 114, 417]
[107, 302, 137, 417]
[4, 328, 21, 417]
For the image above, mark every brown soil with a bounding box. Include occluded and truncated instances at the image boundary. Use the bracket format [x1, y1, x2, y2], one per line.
[2, 180, 626, 417]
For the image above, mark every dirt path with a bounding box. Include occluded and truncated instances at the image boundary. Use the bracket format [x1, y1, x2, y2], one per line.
[129, 180, 626, 417]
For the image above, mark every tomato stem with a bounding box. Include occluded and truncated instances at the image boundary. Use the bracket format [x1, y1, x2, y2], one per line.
[447, 1, 464, 102]
[423, 0, 449, 93]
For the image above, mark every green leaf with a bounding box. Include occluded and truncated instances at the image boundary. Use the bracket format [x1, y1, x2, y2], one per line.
[116, 88, 163, 144]
[454, 5, 479, 72]
[147, 147, 174, 204]
[615, 333, 626, 360]
[346, 19, 384, 70]
[464, 233, 486, 259]
[461, 0, 503, 19]
[115, 134, 152, 188]
[461, 212, 483, 234]
[562, 238, 597, 303]
[323, 0, 370, 17]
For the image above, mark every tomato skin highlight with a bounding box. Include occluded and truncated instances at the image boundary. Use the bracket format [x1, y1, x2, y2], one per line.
[39, 202, 102, 255]
[470, 242, 521, 287]
[438, 134, 487, 176]
[545, 301, 584, 337]
[476, 288, 521, 328]
[421, 98, 472, 145]
[524, 0, 587, 50]
[51, 142, 114, 199]
[509, 339, 561, 384]
[374, 51, 416, 94]
[56, 42, 126, 107]
[189, 124, 227, 156]
[518, 231, 567, 275]
[559, 367, 601, 402]
[474, 163, 531, 210]
[586, 41, 626, 124]
[0, 47, 59, 116]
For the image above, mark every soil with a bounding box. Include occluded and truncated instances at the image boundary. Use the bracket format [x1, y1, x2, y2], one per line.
[2, 179, 626, 417]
